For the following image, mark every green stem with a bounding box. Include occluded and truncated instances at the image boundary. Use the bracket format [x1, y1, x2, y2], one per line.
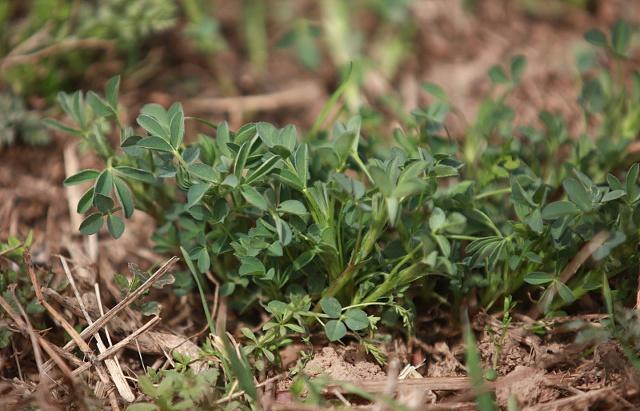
[447, 234, 482, 241]
[475, 187, 511, 200]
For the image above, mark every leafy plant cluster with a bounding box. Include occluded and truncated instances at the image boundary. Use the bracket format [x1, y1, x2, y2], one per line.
[1, 0, 178, 97]
[43, 18, 640, 408]
[0, 92, 49, 149]
[53, 71, 454, 350]
[0, 233, 48, 348]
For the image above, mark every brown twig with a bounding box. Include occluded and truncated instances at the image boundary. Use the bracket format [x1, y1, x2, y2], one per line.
[24, 251, 120, 410]
[55, 256, 178, 354]
[72, 316, 161, 376]
[60, 256, 135, 402]
[529, 230, 609, 319]
[1, 38, 114, 70]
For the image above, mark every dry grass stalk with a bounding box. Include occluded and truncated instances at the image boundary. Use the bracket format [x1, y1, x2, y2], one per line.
[60, 256, 135, 402]
[24, 252, 120, 409]
[72, 316, 161, 376]
[55, 256, 178, 354]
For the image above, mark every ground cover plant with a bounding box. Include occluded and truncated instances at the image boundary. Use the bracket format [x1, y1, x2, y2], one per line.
[2, 1, 640, 410]
[36, 17, 640, 409]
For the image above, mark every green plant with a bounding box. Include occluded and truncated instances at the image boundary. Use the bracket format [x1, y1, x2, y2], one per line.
[53, 69, 462, 327]
[1, 0, 178, 98]
[53, 21, 640, 407]
[0, 233, 47, 347]
[0, 92, 49, 148]
[130, 368, 220, 411]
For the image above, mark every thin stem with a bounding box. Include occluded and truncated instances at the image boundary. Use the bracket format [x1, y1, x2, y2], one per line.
[475, 187, 511, 200]
[351, 153, 373, 184]
[447, 234, 482, 241]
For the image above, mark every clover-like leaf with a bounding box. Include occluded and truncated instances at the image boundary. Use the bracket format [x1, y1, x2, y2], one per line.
[79, 213, 103, 235]
[344, 309, 368, 331]
[64, 169, 100, 186]
[319, 297, 342, 318]
[325, 320, 347, 341]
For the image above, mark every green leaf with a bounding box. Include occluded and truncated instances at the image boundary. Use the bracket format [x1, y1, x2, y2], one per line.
[189, 163, 217, 182]
[369, 165, 393, 197]
[293, 250, 315, 270]
[422, 82, 447, 100]
[187, 183, 210, 207]
[563, 178, 592, 211]
[434, 234, 451, 257]
[239, 256, 265, 276]
[77, 187, 94, 214]
[79, 213, 103, 235]
[277, 169, 304, 190]
[137, 136, 175, 152]
[87, 91, 113, 117]
[319, 297, 342, 318]
[197, 248, 210, 273]
[114, 166, 156, 184]
[64, 169, 100, 186]
[94, 194, 114, 213]
[180, 246, 215, 335]
[611, 20, 631, 56]
[584, 28, 607, 48]
[137, 114, 169, 141]
[43, 118, 82, 136]
[607, 173, 624, 190]
[464, 320, 497, 411]
[105, 75, 120, 108]
[525, 208, 543, 234]
[169, 103, 185, 148]
[294, 144, 309, 186]
[240, 186, 268, 211]
[234, 136, 256, 179]
[136, 375, 157, 397]
[541, 200, 579, 219]
[325, 320, 347, 341]
[556, 281, 575, 303]
[510, 55, 526, 83]
[212, 198, 229, 222]
[602, 189, 626, 202]
[277, 200, 307, 216]
[113, 177, 134, 218]
[244, 155, 281, 184]
[429, 207, 446, 231]
[94, 170, 113, 195]
[121, 135, 144, 156]
[222, 174, 239, 188]
[488, 65, 508, 84]
[344, 309, 368, 331]
[107, 215, 125, 239]
[222, 333, 258, 400]
[524, 272, 554, 285]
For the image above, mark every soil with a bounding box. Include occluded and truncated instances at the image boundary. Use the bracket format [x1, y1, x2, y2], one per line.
[303, 346, 386, 381]
[2, 0, 640, 409]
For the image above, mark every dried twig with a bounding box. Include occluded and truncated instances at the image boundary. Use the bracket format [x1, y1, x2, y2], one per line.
[63, 144, 83, 231]
[189, 82, 323, 114]
[1, 38, 113, 69]
[72, 316, 161, 376]
[56, 256, 178, 354]
[24, 252, 120, 410]
[529, 230, 609, 319]
[521, 385, 619, 411]
[60, 256, 135, 402]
